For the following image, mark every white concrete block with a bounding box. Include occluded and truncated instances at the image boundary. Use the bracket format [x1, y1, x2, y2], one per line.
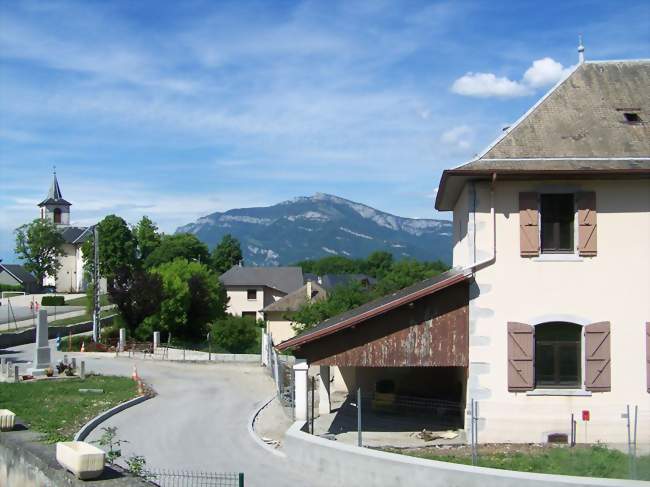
[56, 441, 105, 480]
[0, 409, 16, 431]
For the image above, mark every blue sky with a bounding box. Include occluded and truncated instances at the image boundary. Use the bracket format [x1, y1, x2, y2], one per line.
[1, 0, 649, 261]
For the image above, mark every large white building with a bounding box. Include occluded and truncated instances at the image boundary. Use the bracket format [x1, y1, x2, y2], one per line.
[39, 172, 92, 293]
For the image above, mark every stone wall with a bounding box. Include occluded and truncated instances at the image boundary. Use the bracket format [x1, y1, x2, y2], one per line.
[0, 315, 114, 349]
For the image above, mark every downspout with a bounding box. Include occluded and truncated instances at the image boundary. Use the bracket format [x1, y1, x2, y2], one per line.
[463, 172, 497, 274]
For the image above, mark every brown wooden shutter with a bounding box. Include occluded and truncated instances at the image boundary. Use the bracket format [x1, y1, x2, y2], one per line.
[519, 192, 539, 257]
[585, 322, 611, 392]
[646, 323, 650, 393]
[508, 322, 534, 391]
[577, 191, 597, 256]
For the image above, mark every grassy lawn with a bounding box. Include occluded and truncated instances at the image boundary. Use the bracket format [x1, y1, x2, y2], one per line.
[64, 294, 111, 307]
[382, 445, 649, 480]
[0, 375, 138, 443]
[49, 309, 115, 328]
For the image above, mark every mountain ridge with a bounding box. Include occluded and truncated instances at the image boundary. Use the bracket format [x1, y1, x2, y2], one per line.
[176, 193, 452, 265]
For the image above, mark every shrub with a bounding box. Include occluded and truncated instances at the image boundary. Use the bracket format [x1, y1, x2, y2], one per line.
[42, 295, 65, 306]
[211, 315, 260, 354]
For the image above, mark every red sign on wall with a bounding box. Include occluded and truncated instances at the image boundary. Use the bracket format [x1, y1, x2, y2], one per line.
[582, 410, 590, 421]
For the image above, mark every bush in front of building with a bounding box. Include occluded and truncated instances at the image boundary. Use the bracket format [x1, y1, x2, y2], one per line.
[211, 315, 260, 354]
[0, 284, 24, 293]
[41, 295, 65, 306]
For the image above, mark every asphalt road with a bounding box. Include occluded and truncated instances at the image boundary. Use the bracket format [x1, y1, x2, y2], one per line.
[3, 340, 331, 487]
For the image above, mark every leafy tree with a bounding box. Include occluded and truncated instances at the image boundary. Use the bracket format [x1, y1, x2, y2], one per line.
[295, 256, 362, 276]
[372, 259, 444, 296]
[211, 315, 260, 353]
[150, 258, 227, 341]
[133, 216, 160, 262]
[14, 218, 65, 284]
[361, 251, 394, 278]
[211, 234, 243, 274]
[108, 267, 163, 333]
[82, 215, 137, 282]
[292, 281, 370, 334]
[144, 233, 209, 269]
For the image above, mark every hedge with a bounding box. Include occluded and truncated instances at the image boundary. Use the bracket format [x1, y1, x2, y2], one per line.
[41, 295, 66, 306]
[0, 284, 23, 293]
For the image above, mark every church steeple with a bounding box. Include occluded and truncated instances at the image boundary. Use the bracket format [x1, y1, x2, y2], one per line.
[39, 169, 71, 225]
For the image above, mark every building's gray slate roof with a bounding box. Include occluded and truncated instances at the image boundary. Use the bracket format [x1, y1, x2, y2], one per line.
[436, 60, 650, 210]
[219, 266, 304, 294]
[0, 264, 37, 285]
[263, 281, 328, 313]
[60, 226, 91, 245]
[276, 267, 470, 350]
[39, 173, 71, 207]
[485, 61, 650, 159]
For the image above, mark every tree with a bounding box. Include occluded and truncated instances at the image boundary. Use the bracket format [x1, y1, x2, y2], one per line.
[14, 218, 65, 285]
[211, 234, 243, 274]
[82, 215, 137, 282]
[361, 251, 394, 278]
[108, 267, 163, 333]
[144, 233, 209, 269]
[150, 258, 227, 341]
[211, 315, 259, 353]
[372, 259, 444, 296]
[295, 255, 361, 275]
[133, 216, 160, 262]
[292, 281, 370, 334]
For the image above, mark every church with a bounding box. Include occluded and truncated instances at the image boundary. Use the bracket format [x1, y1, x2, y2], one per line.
[39, 172, 93, 293]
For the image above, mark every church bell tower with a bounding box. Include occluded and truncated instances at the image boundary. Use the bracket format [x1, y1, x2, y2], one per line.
[38, 169, 71, 226]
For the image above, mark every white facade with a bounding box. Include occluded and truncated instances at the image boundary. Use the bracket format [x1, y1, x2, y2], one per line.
[455, 179, 650, 445]
[225, 286, 285, 320]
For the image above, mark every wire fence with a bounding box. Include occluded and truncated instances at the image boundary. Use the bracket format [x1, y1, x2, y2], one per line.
[263, 332, 295, 419]
[147, 469, 244, 487]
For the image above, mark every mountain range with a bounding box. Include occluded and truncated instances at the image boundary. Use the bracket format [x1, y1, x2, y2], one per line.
[176, 193, 452, 266]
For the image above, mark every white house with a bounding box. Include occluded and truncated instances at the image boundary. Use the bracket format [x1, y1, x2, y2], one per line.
[279, 58, 650, 446]
[219, 266, 304, 321]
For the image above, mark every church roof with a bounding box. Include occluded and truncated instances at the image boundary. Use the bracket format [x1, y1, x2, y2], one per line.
[60, 226, 91, 244]
[39, 172, 71, 207]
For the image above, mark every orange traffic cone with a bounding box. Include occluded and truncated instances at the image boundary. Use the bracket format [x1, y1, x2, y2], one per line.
[80, 341, 85, 352]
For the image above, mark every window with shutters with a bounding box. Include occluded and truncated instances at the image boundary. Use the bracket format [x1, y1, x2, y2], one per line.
[540, 194, 574, 253]
[535, 322, 581, 388]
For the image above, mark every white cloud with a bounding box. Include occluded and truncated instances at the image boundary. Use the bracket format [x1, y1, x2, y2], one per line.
[523, 57, 575, 88]
[451, 72, 531, 98]
[451, 57, 574, 98]
[440, 125, 474, 149]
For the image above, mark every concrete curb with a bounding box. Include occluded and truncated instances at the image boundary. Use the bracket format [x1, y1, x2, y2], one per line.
[247, 394, 287, 458]
[74, 392, 153, 442]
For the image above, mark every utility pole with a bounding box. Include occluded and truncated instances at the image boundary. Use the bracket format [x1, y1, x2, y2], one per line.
[92, 225, 101, 342]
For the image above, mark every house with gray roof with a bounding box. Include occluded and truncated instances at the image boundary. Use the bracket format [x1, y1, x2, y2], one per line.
[0, 263, 40, 294]
[219, 266, 304, 320]
[278, 55, 650, 445]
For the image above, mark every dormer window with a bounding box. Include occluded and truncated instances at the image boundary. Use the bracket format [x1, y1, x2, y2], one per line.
[623, 112, 642, 123]
[540, 194, 574, 253]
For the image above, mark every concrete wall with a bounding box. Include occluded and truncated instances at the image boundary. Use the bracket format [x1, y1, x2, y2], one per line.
[0, 315, 114, 349]
[265, 311, 296, 345]
[0, 428, 149, 486]
[284, 421, 641, 487]
[454, 179, 650, 443]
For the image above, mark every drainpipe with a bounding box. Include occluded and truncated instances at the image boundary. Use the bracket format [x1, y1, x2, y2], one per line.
[464, 172, 497, 274]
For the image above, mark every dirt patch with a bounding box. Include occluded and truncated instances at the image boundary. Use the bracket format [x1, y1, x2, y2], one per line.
[381, 442, 582, 458]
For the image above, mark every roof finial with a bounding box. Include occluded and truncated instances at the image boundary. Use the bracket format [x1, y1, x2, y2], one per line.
[578, 34, 585, 64]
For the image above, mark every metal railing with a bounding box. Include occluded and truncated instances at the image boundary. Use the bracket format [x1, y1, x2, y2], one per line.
[147, 469, 244, 487]
[263, 333, 295, 418]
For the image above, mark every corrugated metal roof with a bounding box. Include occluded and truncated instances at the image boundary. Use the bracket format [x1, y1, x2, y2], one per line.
[219, 266, 304, 294]
[276, 267, 471, 350]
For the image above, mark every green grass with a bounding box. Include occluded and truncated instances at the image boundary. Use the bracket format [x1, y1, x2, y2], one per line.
[0, 375, 138, 443]
[384, 445, 650, 480]
[63, 294, 111, 307]
[49, 309, 115, 327]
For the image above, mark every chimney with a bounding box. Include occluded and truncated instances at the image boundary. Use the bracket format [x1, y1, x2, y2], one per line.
[306, 281, 313, 301]
[578, 34, 585, 64]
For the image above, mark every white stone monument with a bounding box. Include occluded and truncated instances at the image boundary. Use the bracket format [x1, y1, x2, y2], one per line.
[28, 309, 52, 376]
